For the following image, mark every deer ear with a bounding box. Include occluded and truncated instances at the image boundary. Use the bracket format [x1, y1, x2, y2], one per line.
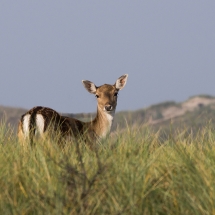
[115, 74, 128, 90]
[82, 80, 97, 94]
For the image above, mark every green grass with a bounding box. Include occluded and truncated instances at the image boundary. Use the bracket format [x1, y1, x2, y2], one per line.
[1, 123, 215, 214]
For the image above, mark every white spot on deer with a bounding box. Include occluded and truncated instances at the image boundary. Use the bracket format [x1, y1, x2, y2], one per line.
[23, 114, 31, 138]
[36, 114, 45, 135]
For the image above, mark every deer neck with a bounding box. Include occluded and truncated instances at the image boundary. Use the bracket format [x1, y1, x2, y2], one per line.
[91, 106, 115, 139]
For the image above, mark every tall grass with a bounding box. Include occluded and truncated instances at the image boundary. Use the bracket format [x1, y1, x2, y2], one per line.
[1, 123, 215, 214]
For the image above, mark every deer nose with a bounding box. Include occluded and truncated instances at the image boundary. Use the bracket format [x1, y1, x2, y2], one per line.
[105, 105, 113, 111]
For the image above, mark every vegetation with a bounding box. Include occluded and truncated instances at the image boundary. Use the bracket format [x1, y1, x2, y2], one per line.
[1, 121, 215, 214]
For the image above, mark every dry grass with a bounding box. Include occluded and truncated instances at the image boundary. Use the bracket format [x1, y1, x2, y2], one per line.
[0, 123, 215, 214]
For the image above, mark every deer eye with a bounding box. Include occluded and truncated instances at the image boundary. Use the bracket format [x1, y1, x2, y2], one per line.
[95, 94, 99, 98]
[114, 92, 118, 97]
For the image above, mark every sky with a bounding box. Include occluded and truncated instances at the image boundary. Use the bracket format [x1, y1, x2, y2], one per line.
[1, 1, 215, 114]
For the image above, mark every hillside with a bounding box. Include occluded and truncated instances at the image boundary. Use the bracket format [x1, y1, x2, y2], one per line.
[113, 95, 215, 130]
[0, 106, 27, 129]
[1, 95, 215, 135]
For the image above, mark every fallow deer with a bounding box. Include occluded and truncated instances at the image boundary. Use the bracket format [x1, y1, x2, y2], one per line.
[18, 74, 128, 147]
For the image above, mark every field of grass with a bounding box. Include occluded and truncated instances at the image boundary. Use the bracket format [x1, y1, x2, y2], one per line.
[1, 122, 215, 215]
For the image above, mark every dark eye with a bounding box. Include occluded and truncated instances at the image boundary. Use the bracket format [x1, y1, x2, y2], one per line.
[114, 92, 118, 97]
[95, 94, 99, 98]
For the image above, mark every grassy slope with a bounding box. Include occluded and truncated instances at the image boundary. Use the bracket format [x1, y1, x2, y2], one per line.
[1, 123, 215, 214]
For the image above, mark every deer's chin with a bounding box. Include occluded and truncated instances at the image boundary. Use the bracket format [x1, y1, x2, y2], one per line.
[104, 109, 115, 116]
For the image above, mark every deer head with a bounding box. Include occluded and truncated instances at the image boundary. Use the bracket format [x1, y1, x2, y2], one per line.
[82, 74, 128, 115]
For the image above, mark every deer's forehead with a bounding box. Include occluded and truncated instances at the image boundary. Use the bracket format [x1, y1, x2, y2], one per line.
[97, 84, 116, 95]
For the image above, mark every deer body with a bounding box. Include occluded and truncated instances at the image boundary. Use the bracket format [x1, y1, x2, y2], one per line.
[18, 74, 128, 147]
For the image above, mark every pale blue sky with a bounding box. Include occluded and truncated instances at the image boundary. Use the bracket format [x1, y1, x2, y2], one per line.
[1, 1, 215, 113]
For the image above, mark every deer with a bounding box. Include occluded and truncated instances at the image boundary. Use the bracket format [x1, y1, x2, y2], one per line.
[18, 74, 128, 148]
